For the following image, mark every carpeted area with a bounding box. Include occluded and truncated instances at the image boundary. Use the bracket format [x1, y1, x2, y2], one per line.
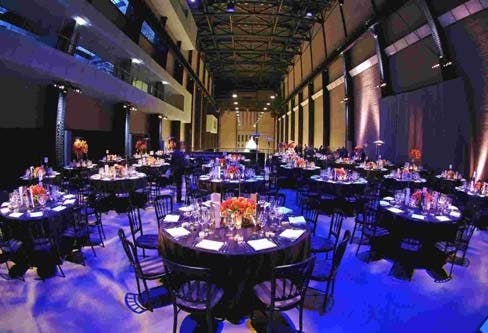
[0, 188, 487, 333]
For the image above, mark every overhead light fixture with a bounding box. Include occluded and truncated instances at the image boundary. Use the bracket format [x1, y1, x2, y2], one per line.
[163, 114, 168, 120]
[263, 107, 267, 110]
[226, 0, 236, 12]
[234, 101, 238, 105]
[232, 93, 238, 98]
[306, 12, 313, 17]
[235, 107, 239, 110]
[158, 115, 163, 119]
[131, 58, 143, 64]
[162, 80, 169, 85]
[266, 102, 270, 106]
[73, 16, 89, 26]
[270, 95, 275, 99]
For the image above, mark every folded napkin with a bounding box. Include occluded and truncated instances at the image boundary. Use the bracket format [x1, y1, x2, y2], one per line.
[202, 200, 212, 208]
[411, 214, 425, 220]
[288, 216, 306, 224]
[63, 194, 75, 199]
[163, 214, 180, 223]
[383, 196, 394, 201]
[449, 211, 461, 218]
[436, 216, 451, 222]
[165, 227, 190, 238]
[247, 238, 277, 251]
[379, 200, 390, 207]
[9, 212, 23, 218]
[178, 206, 193, 212]
[279, 229, 305, 240]
[199, 176, 210, 180]
[195, 239, 224, 251]
[91, 174, 101, 180]
[277, 207, 293, 215]
[1, 208, 10, 214]
[1, 202, 9, 207]
[63, 199, 76, 205]
[387, 207, 404, 214]
[211, 179, 222, 183]
[29, 211, 43, 218]
[52, 205, 66, 212]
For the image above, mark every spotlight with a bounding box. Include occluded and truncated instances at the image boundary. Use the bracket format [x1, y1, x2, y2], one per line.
[270, 95, 275, 99]
[73, 16, 89, 26]
[266, 102, 270, 106]
[263, 107, 267, 110]
[74, 88, 82, 94]
[232, 93, 238, 98]
[163, 114, 168, 120]
[226, 0, 236, 12]
[306, 12, 313, 17]
[162, 80, 169, 85]
[158, 115, 163, 119]
[234, 101, 238, 105]
[131, 58, 143, 64]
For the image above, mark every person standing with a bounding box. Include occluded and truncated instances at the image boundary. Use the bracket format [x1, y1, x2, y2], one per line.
[170, 141, 186, 203]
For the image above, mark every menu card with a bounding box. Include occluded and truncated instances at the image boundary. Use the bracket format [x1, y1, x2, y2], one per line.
[52, 205, 66, 212]
[387, 207, 404, 214]
[288, 216, 306, 224]
[165, 227, 190, 238]
[435, 216, 450, 222]
[29, 211, 43, 218]
[9, 212, 23, 218]
[279, 229, 305, 240]
[411, 214, 425, 220]
[195, 239, 224, 251]
[247, 238, 277, 251]
[163, 214, 180, 223]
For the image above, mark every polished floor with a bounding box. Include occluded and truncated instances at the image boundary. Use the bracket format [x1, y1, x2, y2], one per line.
[0, 188, 487, 333]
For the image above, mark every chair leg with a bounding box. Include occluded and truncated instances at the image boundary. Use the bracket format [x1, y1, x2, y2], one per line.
[206, 310, 213, 333]
[356, 232, 363, 256]
[298, 303, 304, 333]
[350, 221, 358, 244]
[322, 280, 332, 315]
[173, 304, 178, 333]
[267, 309, 274, 333]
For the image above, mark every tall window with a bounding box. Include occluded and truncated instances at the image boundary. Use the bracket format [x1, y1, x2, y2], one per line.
[141, 21, 157, 44]
[110, 0, 129, 15]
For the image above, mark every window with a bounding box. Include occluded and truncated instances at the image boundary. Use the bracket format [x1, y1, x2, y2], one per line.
[141, 21, 156, 44]
[110, 0, 129, 15]
[74, 46, 114, 75]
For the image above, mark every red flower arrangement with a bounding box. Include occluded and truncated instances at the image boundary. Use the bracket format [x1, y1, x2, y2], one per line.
[409, 148, 421, 161]
[411, 189, 433, 205]
[227, 166, 240, 175]
[73, 138, 88, 160]
[220, 197, 256, 218]
[29, 184, 48, 203]
[474, 181, 483, 191]
[33, 166, 46, 177]
[335, 168, 347, 178]
[135, 139, 148, 154]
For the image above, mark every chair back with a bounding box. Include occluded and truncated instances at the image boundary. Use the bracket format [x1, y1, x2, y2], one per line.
[362, 207, 378, 229]
[260, 192, 286, 206]
[302, 199, 319, 234]
[329, 209, 345, 241]
[161, 257, 214, 310]
[331, 230, 351, 277]
[456, 222, 476, 250]
[117, 228, 143, 278]
[270, 255, 315, 309]
[127, 206, 143, 242]
[153, 194, 173, 228]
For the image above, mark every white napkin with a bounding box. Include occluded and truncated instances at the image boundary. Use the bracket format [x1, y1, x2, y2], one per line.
[288, 216, 306, 224]
[411, 214, 425, 220]
[52, 205, 66, 212]
[379, 200, 390, 206]
[164, 214, 180, 223]
[247, 239, 277, 251]
[449, 211, 461, 218]
[202, 200, 212, 207]
[436, 216, 451, 222]
[9, 212, 23, 218]
[178, 206, 193, 212]
[91, 174, 101, 180]
[1, 208, 10, 214]
[277, 207, 293, 215]
[29, 211, 43, 217]
[63, 194, 75, 199]
[165, 227, 190, 238]
[195, 239, 224, 251]
[211, 179, 222, 183]
[279, 229, 305, 240]
[1, 202, 9, 207]
[63, 199, 76, 205]
[387, 207, 404, 214]
[383, 196, 394, 201]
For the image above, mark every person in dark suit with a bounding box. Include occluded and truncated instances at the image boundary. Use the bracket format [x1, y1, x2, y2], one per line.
[170, 141, 186, 203]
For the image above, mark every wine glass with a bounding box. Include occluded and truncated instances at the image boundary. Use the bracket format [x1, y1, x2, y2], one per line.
[37, 194, 48, 210]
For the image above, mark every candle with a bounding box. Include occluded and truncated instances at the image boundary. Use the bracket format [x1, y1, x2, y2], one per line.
[29, 188, 34, 207]
[18, 186, 23, 205]
[106, 150, 109, 154]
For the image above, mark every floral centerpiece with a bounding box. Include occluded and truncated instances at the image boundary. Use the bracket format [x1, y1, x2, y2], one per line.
[73, 138, 88, 161]
[33, 166, 46, 178]
[335, 167, 347, 180]
[135, 139, 148, 154]
[29, 184, 48, 205]
[409, 148, 421, 164]
[226, 165, 240, 179]
[411, 188, 433, 208]
[220, 197, 256, 227]
[366, 161, 377, 170]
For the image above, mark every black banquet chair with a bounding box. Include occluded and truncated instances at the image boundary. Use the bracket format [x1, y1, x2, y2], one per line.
[252, 255, 316, 333]
[309, 230, 351, 314]
[153, 194, 174, 229]
[127, 205, 159, 257]
[118, 229, 166, 311]
[162, 257, 224, 333]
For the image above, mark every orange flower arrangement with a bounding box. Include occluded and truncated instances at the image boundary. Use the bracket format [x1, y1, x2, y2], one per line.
[335, 168, 347, 178]
[411, 189, 432, 205]
[220, 197, 256, 218]
[33, 166, 46, 177]
[409, 148, 421, 161]
[474, 181, 483, 191]
[366, 161, 377, 169]
[227, 166, 240, 175]
[446, 170, 455, 179]
[73, 138, 88, 160]
[135, 139, 148, 154]
[29, 184, 48, 203]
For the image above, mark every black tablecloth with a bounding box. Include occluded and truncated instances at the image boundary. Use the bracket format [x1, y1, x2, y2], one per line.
[159, 211, 310, 320]
[89, 174, 147, 193]
[198, 177, 265, 194]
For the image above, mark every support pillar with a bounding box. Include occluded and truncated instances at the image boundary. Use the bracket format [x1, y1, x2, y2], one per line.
[322, 70, 331, 147]
[342, 52, 355, 151]
[370, 23, 392, 96]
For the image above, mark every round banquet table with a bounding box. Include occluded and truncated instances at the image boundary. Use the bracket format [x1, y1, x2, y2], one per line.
[19, 171, 61, 186]
[310, 175, 368, 197]
[158, 210, 310, 321]
[383, 174, 427, 192]
[133, 163, 170, 178]
[0, 194, 78, 277]
[432, 175, 463, 194]
[198, 175, 265, 194]
[373, 197, 462, 280]
[89, 173, 147, 193]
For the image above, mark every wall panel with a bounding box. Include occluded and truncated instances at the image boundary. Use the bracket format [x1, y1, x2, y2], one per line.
[329, 85, 345, 149]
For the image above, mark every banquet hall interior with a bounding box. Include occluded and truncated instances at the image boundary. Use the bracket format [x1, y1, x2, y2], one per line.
[0, 0, 487, 332]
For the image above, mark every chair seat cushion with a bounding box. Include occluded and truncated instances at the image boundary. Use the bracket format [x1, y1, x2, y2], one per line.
[63, 227, 89, 238]
[135, 234, 159, 249]
[311, 236, 335, 253]
[139, 255, 166, 277]
[253, 279, 302, 308]
[176, 281, 223, 310]
[311, 259, 333, 281]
